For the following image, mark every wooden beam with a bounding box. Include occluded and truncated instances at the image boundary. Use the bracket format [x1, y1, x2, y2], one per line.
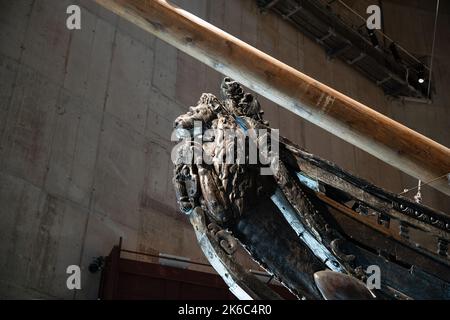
[94, 0, 450, 196]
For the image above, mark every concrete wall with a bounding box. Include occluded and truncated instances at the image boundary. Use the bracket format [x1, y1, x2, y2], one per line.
[0, 0, 448, 299]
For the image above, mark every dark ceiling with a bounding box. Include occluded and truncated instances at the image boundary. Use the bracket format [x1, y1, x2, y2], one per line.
[257, 0, 434, 99]
[376, 0, 449, 15]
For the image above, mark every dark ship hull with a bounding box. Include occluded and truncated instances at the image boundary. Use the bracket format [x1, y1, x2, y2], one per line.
[173, 79, 449, 300]
[268, 136, 449, 299]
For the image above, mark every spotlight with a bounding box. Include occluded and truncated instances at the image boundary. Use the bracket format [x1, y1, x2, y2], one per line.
[367, 28, 379, 47]
[417, 66, 426, 84]
[389, 42, 402, 63]
[88, 256, 105, 273]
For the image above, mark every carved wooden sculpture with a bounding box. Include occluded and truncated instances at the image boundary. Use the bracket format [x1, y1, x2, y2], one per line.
[173, 78, 450, 300]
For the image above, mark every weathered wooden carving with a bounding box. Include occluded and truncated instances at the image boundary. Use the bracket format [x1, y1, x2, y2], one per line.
[173, 78, 450, 300]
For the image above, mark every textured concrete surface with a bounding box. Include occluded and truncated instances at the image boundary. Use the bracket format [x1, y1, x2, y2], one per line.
[0, 0, 448, 299]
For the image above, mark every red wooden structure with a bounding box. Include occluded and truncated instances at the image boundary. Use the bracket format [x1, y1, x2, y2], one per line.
[98, 240, 294, 300]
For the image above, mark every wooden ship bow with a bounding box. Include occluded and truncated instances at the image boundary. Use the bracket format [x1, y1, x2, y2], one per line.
[172, 78, 450, 300]
[92, 0, 450, 300]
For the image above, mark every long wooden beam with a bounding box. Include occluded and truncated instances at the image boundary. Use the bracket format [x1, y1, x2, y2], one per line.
[94, 0, 450, 196]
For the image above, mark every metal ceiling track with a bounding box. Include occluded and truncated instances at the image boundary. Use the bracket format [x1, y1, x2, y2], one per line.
[257, 0, 431, 100]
